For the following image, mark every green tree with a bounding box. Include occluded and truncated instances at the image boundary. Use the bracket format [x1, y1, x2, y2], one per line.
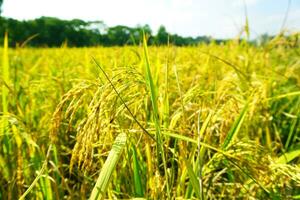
[0, 16, 211, 47]
[156, 25, 169, 45]
[107, 25, 132, 46]
[0, 0, 3, 15]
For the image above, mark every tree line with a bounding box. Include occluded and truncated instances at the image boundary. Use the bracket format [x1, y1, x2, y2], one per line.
[0, 16, 212, 47]
[0, 2, 286, 47]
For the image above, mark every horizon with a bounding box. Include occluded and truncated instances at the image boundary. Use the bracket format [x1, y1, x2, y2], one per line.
[2, 0, 300, 39]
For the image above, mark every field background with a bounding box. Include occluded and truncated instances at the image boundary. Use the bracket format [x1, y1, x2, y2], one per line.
[1, 34, 300, 199]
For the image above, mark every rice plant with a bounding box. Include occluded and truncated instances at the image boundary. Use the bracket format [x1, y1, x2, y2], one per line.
[0, 33, 300, 199]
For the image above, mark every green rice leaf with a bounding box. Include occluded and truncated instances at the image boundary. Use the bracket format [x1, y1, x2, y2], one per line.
[132, 145, 144, 197]
[184, 160, 201, 199]
[2, 32, 9, 114]
[143, 33, 169, 195]
[277, 149, 300, 164]
[222, 103, 249, 150]
[89, 133, 127, 200]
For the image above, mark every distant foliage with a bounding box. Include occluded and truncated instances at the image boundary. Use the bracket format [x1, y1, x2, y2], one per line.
[0, 0, 3, 15]
[0, 16, 211, 47]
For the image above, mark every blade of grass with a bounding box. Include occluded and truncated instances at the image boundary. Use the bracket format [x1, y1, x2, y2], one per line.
[1, 32, 11, 185]
[285, 98, 300, 150]
[197, 112, 212, 199]
[222, 102, 249, 150]
[142, 33, 170, 196]
[184, 160, 201, 199]
[132, 145, 144, 197]
[173, 64, 187, 125]
[266, 91, 300, 101]
[220, 102, 249, 182]
[1, 32, 9, 141]
[277, 149, 300, 164]
[89, 133, 127, 200]
[243, 0, 250, 40]
[2, 32, 9, 114]
[19, 144, 53, 200]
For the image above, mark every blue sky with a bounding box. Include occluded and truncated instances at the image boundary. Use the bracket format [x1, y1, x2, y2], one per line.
[2, 0, 300, 38]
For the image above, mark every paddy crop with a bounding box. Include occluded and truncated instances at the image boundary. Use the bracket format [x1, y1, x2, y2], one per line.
[0, 33, 300, 199]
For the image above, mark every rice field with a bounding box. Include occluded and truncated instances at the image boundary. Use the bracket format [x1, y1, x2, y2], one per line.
[1, 33, 300, 199]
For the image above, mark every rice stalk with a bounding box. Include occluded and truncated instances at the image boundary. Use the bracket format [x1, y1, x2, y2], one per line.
[142, 34, 170, 197]
[89, 132, 127, 200]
